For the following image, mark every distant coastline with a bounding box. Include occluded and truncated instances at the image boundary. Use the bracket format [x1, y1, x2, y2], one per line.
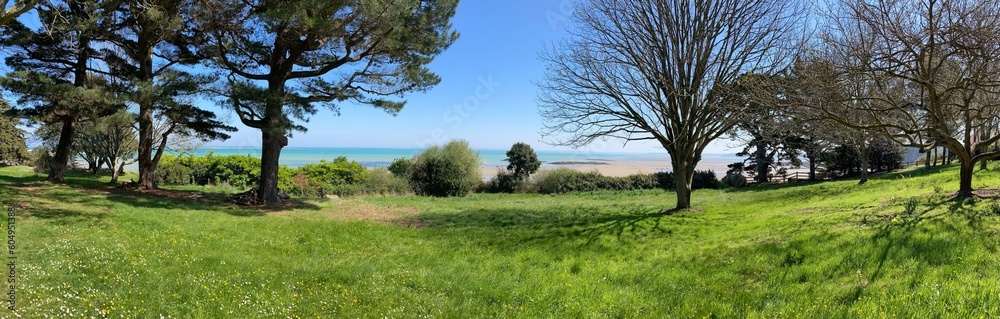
[129, 146, 741, 177]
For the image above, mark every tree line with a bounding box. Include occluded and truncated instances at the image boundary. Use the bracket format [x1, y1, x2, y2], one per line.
[0, 0, 459, 204]
[538, 0, 1000, 211]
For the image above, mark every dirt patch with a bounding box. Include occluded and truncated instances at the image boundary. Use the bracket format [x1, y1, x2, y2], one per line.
[971, 189, 1000, 198]
[106, 186, 213, 200]
[277, 201, 428, 228]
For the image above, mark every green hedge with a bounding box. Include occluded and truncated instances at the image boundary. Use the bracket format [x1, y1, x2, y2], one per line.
[530, 168, 720, 194]
[156, 153, 260, 188]
[156, 154, 410, 198]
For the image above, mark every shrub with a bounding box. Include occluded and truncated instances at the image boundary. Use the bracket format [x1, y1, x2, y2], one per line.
[155, 159, 194, 185]
[485, 169, 521, 193]
[204, 154, 261, 188]
[655, 171, 675, 190]
[505, 142, 541, 179]
[534, 168, 602, 194]
[327, 168, 412, 197]
[388, 157, 411, 178]
[409, 140, 481, 197]
[722, 172, 748, 187]
[28, 146, 53, 175]
[532, 168, 720, 194]
[692, 170, 721, 189]
[277, 157, 368, 197]
[654, 170, 719, 190]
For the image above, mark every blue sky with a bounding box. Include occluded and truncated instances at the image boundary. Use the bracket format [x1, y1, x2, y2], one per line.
[210, 0, 736, 155]
[10, 1, 737, 155]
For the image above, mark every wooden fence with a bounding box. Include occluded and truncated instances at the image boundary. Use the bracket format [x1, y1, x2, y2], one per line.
[744, 171, 824, 184]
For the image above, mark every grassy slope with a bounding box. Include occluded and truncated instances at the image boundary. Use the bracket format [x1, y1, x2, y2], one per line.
[1, 165, 1000, 318]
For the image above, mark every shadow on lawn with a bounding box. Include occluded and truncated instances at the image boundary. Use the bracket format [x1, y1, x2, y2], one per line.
[725, 165, 956, 195]
[0, 174, 46, 185]
[21, 207, 109, 226]
[2, 169, 320, 216]
[419, 205, 684, 251]
[831, 194, 996, 305]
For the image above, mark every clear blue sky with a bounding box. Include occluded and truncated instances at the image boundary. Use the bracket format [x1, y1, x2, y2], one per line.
[9, 1, 736, 155]
[209, 0, 736, 155]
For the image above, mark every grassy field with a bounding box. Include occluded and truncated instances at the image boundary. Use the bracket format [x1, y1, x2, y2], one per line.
[2, 164, 1000, 318]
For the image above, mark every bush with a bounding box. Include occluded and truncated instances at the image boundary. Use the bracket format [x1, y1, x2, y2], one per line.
[327, 168, 412, 197]
[155, 160, 194, 185]
[531, 168, 719, 194]
[156, 153, 261, 188]
[485, 170, 521, 193]
[654, 170, 720, 190]
[722, 172, 748, 187]
[691, 170, 722, 189]
[409, 140, 481, 197]
[204, 154, 261, 188]
[505, 142, 541, 179]
[28, 146, 53, 175]
[388, 157, 411, 178]
[277, 157, 368, 197]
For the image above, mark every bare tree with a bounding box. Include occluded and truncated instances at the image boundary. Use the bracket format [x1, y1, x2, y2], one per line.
[815, 0, 1000, 196]
[538, 0, 804, 210]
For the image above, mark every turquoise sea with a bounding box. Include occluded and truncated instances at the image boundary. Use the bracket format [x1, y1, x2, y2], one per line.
[171, 147, 741, 172]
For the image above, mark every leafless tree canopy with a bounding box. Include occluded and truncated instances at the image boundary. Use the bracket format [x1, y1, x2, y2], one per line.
[810, 0, 1000, 195]
[538, 0, 804, 209]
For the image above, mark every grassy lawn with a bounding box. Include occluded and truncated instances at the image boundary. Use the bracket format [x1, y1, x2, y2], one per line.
[2, 164, 1000, 318]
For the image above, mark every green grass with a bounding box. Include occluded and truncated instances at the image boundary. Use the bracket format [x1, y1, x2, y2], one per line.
[3, 164, 1000, 318]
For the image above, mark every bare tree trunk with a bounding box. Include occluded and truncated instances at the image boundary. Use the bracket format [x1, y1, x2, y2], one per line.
[924, 150, 930, 168]
[858, 144, 869, 184]
[932, 147, 938, 167]
[673, 161, 692, 210]
[88, 159, 98, 175]
[47, 117, 77, 182]
[110, 160, 122, 184]
[958, 160, 975, 197]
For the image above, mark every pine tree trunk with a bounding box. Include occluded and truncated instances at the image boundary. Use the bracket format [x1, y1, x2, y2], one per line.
[257, 130, 287, 202]
[755, 142, 768, 183]
[136, 38, 157, 190]
[47, 117, 77, 182]
[808, 156, 817, 181]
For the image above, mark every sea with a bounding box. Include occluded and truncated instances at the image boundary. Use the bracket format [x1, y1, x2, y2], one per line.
[169, 146, 742, 173]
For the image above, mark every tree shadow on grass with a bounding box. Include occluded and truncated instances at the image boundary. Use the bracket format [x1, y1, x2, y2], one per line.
[0, 174, 46, 185]
[99, 189, 321, 217]
[724, 165, 955, 196]
[418, 205, 685, 252]
[829, 194, 994, 305]
[20, 207, 109, 227]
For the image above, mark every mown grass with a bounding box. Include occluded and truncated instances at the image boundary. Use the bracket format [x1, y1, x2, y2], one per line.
[2, 164, 1000, 318]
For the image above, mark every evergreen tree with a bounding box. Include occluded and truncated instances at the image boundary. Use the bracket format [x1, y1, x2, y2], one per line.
[0, 0, 119, 181]
[199, 0, 459, 202]
[0, 103, 28, 165]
